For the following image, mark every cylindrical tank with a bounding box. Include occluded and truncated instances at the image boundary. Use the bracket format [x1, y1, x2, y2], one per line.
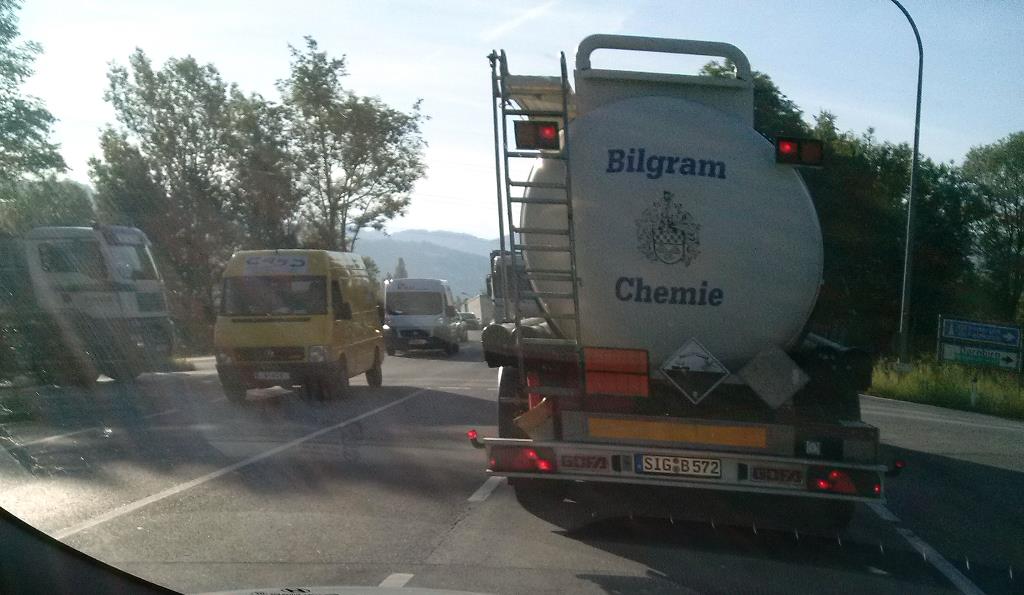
[521, 95, 822, 370]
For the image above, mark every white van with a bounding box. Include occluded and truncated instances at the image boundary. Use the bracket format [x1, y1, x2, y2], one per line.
[383, 278, 462, 356]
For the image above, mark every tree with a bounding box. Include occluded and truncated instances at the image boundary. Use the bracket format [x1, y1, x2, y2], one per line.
[0, 176, 92, 233]
[92, 50, 236, 321]
[700, 60, 811, 139]
[394, 257, 408, 279]
[278, 37, 426, 251]
[226, 90, 300, 249]
[964, 132, 1024, 321]
[0, 0, 64, 188]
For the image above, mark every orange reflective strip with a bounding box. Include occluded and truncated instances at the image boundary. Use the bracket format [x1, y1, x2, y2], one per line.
[586, 371, 649, 397]
[588, 417, 767, 448]
[584, 347, 648, 374]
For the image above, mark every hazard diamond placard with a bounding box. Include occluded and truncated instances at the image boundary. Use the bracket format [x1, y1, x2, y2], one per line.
[660, 338, 729, 404]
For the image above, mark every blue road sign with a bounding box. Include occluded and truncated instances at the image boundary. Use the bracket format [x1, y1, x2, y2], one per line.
[941, 318, 1021, 349]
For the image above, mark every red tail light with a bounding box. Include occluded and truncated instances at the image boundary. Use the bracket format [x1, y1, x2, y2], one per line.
[808, 466, 881, 498]
[488, 445, 557, 473]
[466, 429, 478, 441]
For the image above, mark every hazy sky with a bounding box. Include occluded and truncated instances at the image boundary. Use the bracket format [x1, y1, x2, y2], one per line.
[18, 0, 1024, 237]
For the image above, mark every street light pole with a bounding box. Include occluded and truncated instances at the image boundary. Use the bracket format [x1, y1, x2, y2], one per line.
[892, 0, 924, 365]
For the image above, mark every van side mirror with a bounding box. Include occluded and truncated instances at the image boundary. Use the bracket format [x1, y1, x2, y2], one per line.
[336, 301, 352, 321]
[446, 305, 457, 318]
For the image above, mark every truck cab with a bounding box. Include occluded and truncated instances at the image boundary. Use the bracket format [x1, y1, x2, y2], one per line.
[383, 278, 462, 356]
[0, 225, 175, 385]
[214, 250, 385, 402]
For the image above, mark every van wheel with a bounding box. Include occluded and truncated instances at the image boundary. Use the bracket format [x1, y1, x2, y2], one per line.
[330, 359, 350, 399]
[220, 377, 247, 403]
[366, 353, 383, 388]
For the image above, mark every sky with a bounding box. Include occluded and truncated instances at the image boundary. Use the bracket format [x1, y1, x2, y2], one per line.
[16, 0, 1024, 238]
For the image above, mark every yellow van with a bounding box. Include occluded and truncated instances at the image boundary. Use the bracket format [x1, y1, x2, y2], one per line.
[214, 250, 385, 402]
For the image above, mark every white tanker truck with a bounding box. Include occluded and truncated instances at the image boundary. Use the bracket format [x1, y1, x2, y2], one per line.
[474, 35, 897, 533]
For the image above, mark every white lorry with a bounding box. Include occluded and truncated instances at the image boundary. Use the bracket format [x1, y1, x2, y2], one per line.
[0, 225, 175, 386]
[476, 35, 893, 533]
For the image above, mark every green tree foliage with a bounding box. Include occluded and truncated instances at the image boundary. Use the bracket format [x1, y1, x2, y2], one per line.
[699, 60, 810, 138]
[227, 90, 300, 249]
[93, 50, 236, 320]
[703, 60, 983, 351]
[394, 257, 408, 279]
[0, 176, 92, 232]
[964, 133, 1024, 321]
[0, 0, 64, 189]
[278, 37, 426, 251]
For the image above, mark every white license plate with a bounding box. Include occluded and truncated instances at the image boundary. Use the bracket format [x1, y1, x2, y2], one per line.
[254, 371, 290, 381]
[636, 454, 721, 478]
[409, 339, 427, 345]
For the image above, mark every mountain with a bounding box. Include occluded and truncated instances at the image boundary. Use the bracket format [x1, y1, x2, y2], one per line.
[361, 229, 499, 258]
[355, 230, 493, 298]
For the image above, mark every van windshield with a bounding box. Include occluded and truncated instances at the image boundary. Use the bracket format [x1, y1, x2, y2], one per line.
[222, 276, 327, 316]
[386, 292, 443, 315]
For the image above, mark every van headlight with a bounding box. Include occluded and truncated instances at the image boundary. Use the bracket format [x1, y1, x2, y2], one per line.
[216, 350, 233, 365]
[308, 345, 327, 363]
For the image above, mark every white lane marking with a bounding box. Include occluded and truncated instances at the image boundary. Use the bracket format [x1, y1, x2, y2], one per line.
[21, 408, 179, 447]
[896, 528, 985, 595]
[862, 407, 1024, 433]
[867, 501, 900, 522]
[53, 389, 427, 540]
[379, 573, 414, 588]
[867, 502, 984, 595]
[436, 386, 473, 390]
[468, 475, 505, 502]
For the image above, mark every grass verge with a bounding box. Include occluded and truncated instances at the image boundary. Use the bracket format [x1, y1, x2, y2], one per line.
[870, 360, 1024, 420]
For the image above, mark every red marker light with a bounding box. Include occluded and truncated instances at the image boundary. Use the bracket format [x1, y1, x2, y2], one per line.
[828, 470, 841, 481]
[815, 478, 830, 490]
[873, 483, 882, 495]
[536, 459, 553, 472]
[513, 120, 561, 150]
[466, 429, 478, 441]
[775, 137, 824, 166]
[894, 460, 906, 469]
[524, 449, 539, 461]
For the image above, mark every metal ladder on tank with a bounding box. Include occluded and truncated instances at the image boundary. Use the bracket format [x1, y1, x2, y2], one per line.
[489, 50, 584, 424]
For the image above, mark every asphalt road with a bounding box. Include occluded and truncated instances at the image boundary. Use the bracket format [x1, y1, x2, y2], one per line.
[1, 334, 1021, 594]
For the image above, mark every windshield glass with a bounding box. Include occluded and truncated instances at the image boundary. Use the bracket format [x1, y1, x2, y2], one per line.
[36, 240, 107, 280]
[3, 2, 1022, 595]
[107, 244, 158, 280]
[222, 276, 326, 316]
[386, 292, 442, 315]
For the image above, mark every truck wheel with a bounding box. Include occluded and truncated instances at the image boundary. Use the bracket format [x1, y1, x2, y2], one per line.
[497, 366, 527, 438]
[366, 352, 383, 388]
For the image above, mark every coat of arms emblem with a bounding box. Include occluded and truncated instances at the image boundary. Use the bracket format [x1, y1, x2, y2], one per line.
[636, 191, 700, 265]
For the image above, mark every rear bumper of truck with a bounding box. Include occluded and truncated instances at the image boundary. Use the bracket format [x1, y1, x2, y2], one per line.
[482, 437, 886, 502]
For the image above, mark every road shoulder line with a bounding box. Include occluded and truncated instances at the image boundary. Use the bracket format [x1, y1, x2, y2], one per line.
[467, 475, 505, 502]
[868, 501, 984, 595]
[53, 389, 427, 541]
